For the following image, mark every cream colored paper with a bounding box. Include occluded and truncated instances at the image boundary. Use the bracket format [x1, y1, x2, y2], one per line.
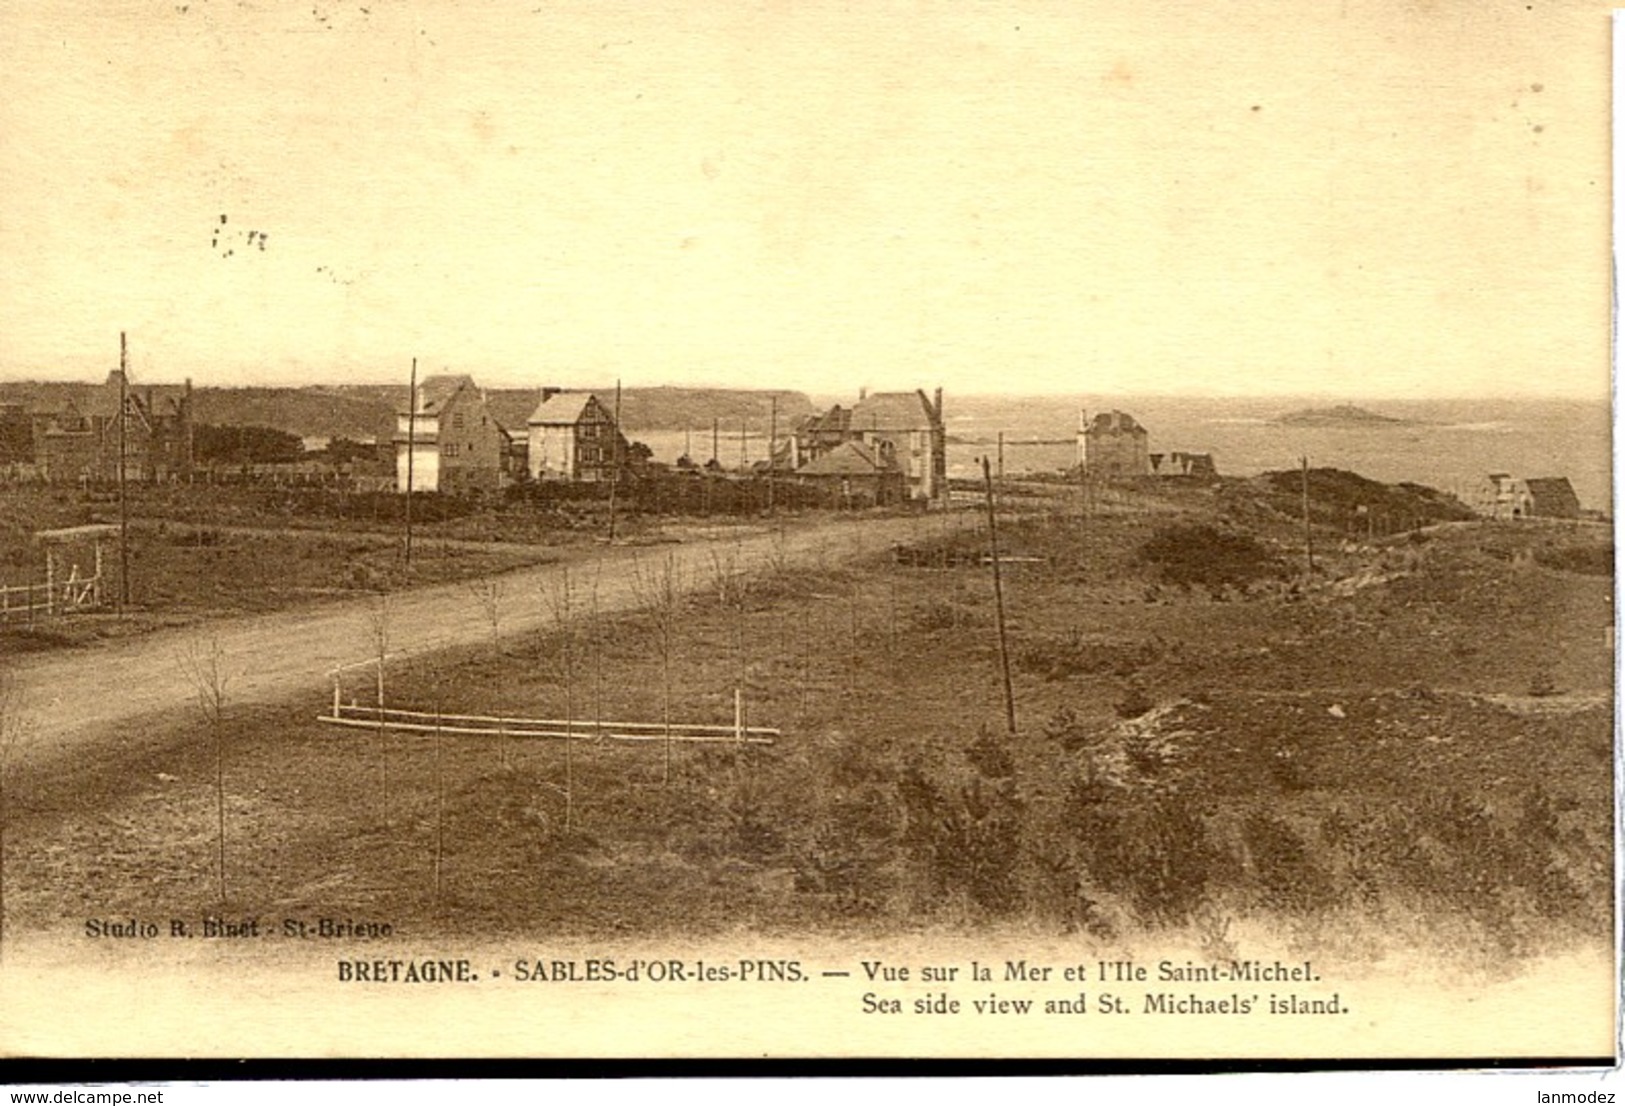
[0, 0, 1614, 1063]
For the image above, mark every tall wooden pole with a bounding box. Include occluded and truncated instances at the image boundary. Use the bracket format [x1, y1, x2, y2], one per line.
[117, 332, 130, 613]
[404, 358, 417, 568]
[767, 395, 777, 513]
[1300, 455, 1314, 574]
[712, 417, 719, 467]
[982, 456, 1017, 734]
[607, 379, 623, 543]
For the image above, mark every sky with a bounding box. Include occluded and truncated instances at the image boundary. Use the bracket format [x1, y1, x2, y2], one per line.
[0, 0, 1612, 398]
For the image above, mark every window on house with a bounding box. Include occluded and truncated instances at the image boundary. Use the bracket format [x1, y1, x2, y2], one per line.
[454, 413, 465, 430]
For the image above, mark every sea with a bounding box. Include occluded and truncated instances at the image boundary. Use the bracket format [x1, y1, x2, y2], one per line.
[628, 395, 1615, 515]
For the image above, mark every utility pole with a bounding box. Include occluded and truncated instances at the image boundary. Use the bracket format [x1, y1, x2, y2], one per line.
[997, 431, 1005, 481]
[712, 417, 719, 468]
[982, 456, 1017, 734]
[117, 332, 130, 614]
[767, 395, 777, 513]
[404, 358, 417, 569]
[607, 379, 623, 543]
[1300, 455, 1314, 574]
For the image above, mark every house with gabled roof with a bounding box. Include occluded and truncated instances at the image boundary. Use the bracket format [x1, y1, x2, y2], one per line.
[1079, 409, 1151, 478]
[792, 439, 906, 507]
[790, 387, 946, 504]
[526, 390, 627, 483]
[34, 370, 193, 483]
[394, 374, 514, 495]
[1473, 473, 1582, 520]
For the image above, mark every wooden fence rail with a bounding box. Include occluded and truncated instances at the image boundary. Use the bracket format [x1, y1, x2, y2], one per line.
[0, 570, 104, 623]
[318, 701, 779, 746]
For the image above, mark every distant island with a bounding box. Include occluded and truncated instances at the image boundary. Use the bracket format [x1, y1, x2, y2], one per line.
[1273, 404, 1417, 427]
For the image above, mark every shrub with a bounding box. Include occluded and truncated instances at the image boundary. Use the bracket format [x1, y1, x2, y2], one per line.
[1533, 543, 1614, 577]
[1066, 783, 1225, 924]
[1240, 811, 1328, 914]
[964, 724, 1015, 780]
[1042, 706, 1097, 754]
[1114, 682, 1154, 720]
[1139, 523, 1284, 593]
[1017, 633, 1161, 682]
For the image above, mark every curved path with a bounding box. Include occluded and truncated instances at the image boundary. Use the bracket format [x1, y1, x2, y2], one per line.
[4, 511, 972, 770]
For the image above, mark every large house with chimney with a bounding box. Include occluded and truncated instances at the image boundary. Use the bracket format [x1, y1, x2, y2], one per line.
[33, 370, 194, 483]
[394, 374, 516, 494]
[787, 388, 947, 505]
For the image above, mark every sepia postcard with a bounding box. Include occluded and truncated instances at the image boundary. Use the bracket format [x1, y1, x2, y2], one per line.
[0, 0, 1616, 1072]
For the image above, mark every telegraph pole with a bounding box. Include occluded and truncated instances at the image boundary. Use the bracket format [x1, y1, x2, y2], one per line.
[1300, 455, 1314, 574]
[607, 378, 623, 542]
[982, 456, 1016, 734]
[404, 358, 417, 569]
[767, 395, 777, 512]
[117, 332, 130, 613]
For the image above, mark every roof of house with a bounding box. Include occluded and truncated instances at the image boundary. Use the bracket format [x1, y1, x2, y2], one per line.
[527, 391, 603, 426]
[797, 439, 891, 477]
[406, 374, 477, 416]
[849, 391, 938, 433]
[798, 405, 852, 436]
[1523, 476, 1580, 512]
[1087, 410, 1148, 436]
[82, 373, 190, 422]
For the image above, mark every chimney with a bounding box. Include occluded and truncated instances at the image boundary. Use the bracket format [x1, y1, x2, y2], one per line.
[933, 387, 943, 421]
[859, 386, 868, 401]
[542, 386, 561, 403]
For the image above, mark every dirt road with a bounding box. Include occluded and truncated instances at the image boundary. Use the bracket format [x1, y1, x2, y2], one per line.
[4, 511, 971, 770]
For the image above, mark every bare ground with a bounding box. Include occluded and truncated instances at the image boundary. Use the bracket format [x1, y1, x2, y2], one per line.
[3, 509, 972, 774]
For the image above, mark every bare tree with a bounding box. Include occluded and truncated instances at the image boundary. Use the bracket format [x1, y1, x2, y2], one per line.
[634, 553, 682, 785]
[179, 635, 232, 906]
[589, 564, 603, 736]
[466, 577, 510, 769]
[766, 524, 791, 577]
[468, 576, 505, 655]
[0, 665, 30, 965]
[433, 700, 446, 905]
[541, 567, 576, 832]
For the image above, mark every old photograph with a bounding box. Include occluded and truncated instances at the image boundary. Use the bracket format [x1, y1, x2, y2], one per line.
[0, 0, 1615, 1068]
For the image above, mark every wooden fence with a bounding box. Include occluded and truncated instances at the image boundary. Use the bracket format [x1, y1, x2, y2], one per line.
[0, 567, 103, 623]
[318, 701, 779, 746]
